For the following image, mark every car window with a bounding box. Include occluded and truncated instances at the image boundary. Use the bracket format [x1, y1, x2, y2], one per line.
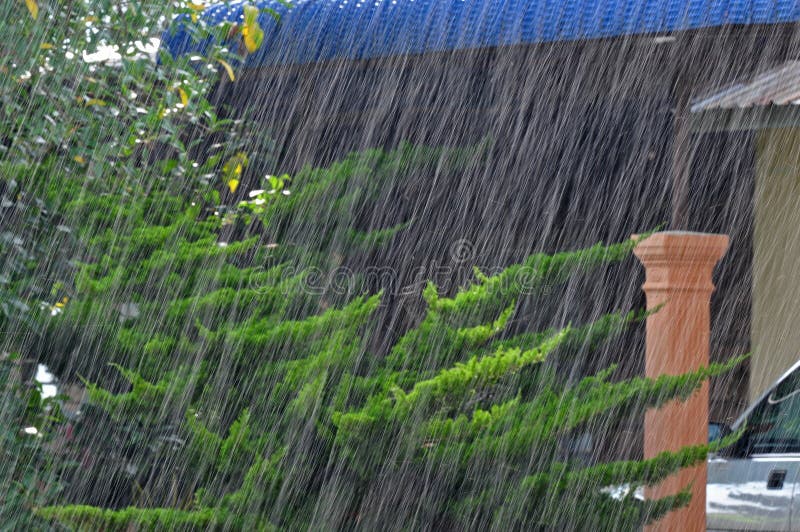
[742, 370, 800, 454]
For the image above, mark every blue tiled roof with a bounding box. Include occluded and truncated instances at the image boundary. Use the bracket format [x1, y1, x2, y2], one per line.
[161, 1, 800, 67]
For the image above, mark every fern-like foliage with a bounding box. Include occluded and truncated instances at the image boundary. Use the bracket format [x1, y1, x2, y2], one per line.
[31, 146, 735, 531]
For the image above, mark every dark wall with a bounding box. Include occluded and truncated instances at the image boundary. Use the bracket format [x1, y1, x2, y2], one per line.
[217, 24, 793, 423]
[689, 130, 755, 422]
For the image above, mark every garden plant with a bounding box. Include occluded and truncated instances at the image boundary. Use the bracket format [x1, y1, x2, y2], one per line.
[0, 1, 739, 529]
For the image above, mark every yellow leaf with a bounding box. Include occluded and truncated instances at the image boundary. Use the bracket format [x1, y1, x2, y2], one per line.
[243, 27, 264, 53]
[188, 2, 204, 22]
[228, 179, 240, 193]
[242, 6, 264, 53]
[25, 0, 38, 20]
[217, 59, 235, 81]
[40, 43, 54, 50]
[222, 152, 248, 185]
[178, 87, 189, 107]
[85, 98, 107, 106]
[73, 155, 86, 164]
[61, 296, 70, 304]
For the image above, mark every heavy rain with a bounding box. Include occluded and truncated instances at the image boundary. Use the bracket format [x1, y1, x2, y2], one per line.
[1, 0, 797, 530]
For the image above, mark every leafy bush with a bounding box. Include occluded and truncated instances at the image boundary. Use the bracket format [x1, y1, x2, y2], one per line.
[33, 197, 739, 528]
[0, 1, 739, 530]
[0, 354, 66, 529]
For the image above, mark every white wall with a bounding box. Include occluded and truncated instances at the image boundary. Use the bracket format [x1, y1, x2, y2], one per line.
[752, 127, 800, 401]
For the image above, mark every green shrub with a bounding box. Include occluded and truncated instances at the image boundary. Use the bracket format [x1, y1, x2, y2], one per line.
[34, 218, 741, 529]
[0, 1, 741, 529]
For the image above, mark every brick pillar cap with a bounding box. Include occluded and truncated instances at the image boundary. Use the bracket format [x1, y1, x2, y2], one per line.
[632, 231, 729, 264]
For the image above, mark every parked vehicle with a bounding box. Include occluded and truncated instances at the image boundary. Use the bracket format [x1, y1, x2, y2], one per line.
[708, 359, 800, 531]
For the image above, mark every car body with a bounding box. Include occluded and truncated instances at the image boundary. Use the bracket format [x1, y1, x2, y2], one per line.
[708, 359, 800, 531]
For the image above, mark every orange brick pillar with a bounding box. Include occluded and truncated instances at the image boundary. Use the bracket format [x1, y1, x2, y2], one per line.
[633, 232, 728, 532]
